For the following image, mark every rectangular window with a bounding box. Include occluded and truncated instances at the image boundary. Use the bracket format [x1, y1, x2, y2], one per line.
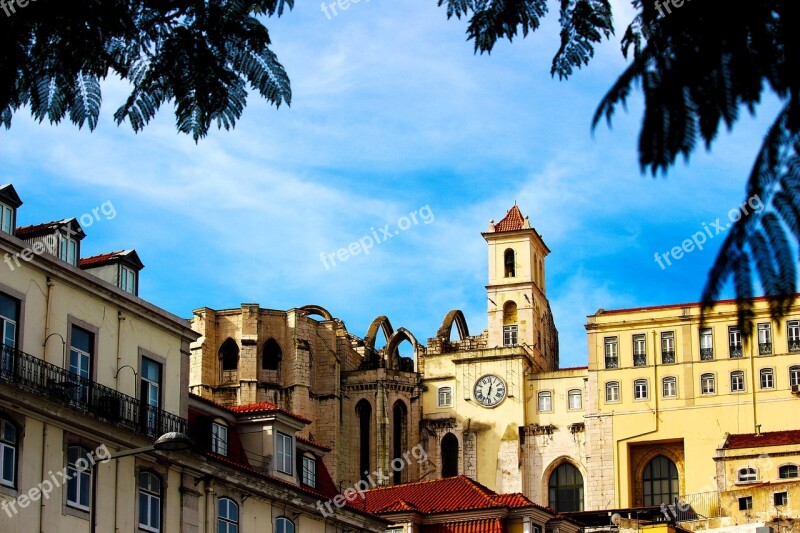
[0, 293, 19, 377]
[141, 357, 162, 435]
[738, 496, 752, 510]
[604, 337, 618, 368]
[538, 391, 552, 412]
[302, 456, 316, 487]
[605, 382, 620, 402]
[211, 422, 228, 456]
[779, 465, 799, 479]
[0, 418, 16, 487]
[661, 332, 675, 363]
[633, 334, 646, 366]
[502, 325, 518, 347]
[59, 236, 78, 266]
[788, 320, 800, 352]
[760, 368, 774, 389]
[66, 446, 91, 511]
[774, 492, 788, 506]
[729, 327, 743, 358]
[701, 373, 716, 395]
[634, 379, 648, 400]
[731, 371, 745, 392]
[792, 366, 800, 387]
[437, 387, 452, 407]
[568, 389, 582, 410]
[0, 203, 11, 234]
[757, 323, 772, 355]
[276, 432, 293, 475]
[120, 265, 136, 294]
[700, 328, 714, 360]
[69, 325, 93, 405]
[662, 377, 677, 398]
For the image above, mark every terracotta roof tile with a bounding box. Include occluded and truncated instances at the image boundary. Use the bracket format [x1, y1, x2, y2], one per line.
[354, 476, 548, 515]
[15, 219, 70, 237]
[423, 518, 504, 533]
[493, 205, 525, 232]
[79, 250, 126, 267]
[724, 430, 800, 449]
[190, 394, 314, 425]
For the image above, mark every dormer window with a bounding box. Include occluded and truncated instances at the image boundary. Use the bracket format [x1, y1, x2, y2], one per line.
[0, 203, 12, 234]
[302, 455, 316, 487]
[211, 420, 228, 456]
[120, 265, 136, 294]
[59, 235, 78, 265]
[275, 432, 293, 475]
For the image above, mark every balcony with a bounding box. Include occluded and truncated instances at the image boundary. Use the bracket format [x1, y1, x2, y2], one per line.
[758, 342, 772, 355]
[661, 351, 675, 364]
[605, 357, 618, 369]
[0, 345, 186, 438]
[729, 345, 743, 358]
[633, 353, 647, 367]
[789, 340, 800, 353]
[700, 348, 713, 360]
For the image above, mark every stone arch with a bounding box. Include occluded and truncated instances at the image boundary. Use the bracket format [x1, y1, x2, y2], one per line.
[385, 327, 419, 371]
[441, 432, 459, 478]
[299, 305, 333, 321]
[544, 458, 586, 512]
[437, 310, 470, 340]
[630, 444, 685, 507]
[503, 301, 518, 324]
[364, 315, 395, 352]
[219, 338, 239, 370]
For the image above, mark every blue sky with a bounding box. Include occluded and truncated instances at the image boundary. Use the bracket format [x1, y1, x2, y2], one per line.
[0, 0, 783, 367]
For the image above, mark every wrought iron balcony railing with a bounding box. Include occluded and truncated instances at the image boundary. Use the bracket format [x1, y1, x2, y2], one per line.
[758, 342, 772, 355]
[0, 345, 186, 438]
[789, 340, 800, 353]
[605, 357, 618, 369]
[729, 345, 743, 358]
[661, 351, 675, 364]
[633, 353, 647, 367]
[700, 348, 713, 360]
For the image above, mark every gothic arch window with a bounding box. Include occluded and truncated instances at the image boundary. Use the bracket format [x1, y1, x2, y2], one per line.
[262, 338, 282, 371]
[643, 455, 679, 506]
[504, 249, 516, 277]
[219, 338, 239, 371]
[356, 400, 372, 481]
[548, 463, 584, 512]
[392, 401, 408, 484]
[441, 433, 458, 478]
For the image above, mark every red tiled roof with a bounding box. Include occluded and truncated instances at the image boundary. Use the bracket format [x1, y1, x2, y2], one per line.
[598, 292, 800, 316]
[79, 250, 126, 267]
[423, 518, 504, 533]
[229, 402, 313, 424]
[15, 219, 69, 237]
[493, 205, 525, 232]
[376, 499, 419, 513]
[353, 476, 548, 515]
[724, 430, 800, 449]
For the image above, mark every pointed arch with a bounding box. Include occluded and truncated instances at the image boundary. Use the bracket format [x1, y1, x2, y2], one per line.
[392, 400, 408, 484]
[385, 327, 419, 370]
[219, 338, 239, 370]
[364, 316, 395, 352]
[262, 338, 282, 371]
[299, 305, 333, 321]
[437, 310, 470, 340]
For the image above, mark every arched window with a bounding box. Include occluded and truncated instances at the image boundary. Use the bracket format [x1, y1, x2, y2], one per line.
[219, 338, 239, 371]
[262, 338, 282, 371]
[356, 400, 371, 481]
[0, 417, 17, 487]
[138, 471, 162, 533]
[392, 401, 408, 484]
[737, 467, 758, 483]
[779, 464, 799, 479]
[437, 386, 453, 407]
[643, 455, 678, 506]
[548, 463, 584, 512]
[504, 249, 516, 277]
[218, 498, 239, 533]
[441, 433, 458, 478]
[276, 517, 295, 533]
[66, 445, 92, 511]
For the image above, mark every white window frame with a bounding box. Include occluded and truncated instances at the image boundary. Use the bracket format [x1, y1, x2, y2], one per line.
[120, 265, 136, 294]
[632, 334, 646, 366]
[788, 320, 800, 351]
[0, 203, 11, 234]
[737, 467, 758, 484]
[302, 455, 316, 487]
[731, 371, 745, 393]
[437, 386, 453, 408]
[218, 497, 239, 533]
[276, 517, 295, 533]
[538, 391, 552, 412]
[59, 235, 78, 265]
[138, 471, 162, 533]
[760, 368, 774, 389]
[211, 422, 228, 456]
[790, 365, 800, 387]
[605, 381, 620, 403]
[567, 389, 582, 410]
[503, 325, 518, 346]
[700, 373, 716, 395]
[757, 322, 772, 354]
[604, 337, 618, 368]
[0, 418, 17, 487]
[276, 432, 293, 475]
[66, 446, 91, 511]
[700, 328, 714, 360]
[634, 379, 648, 400]
[662, 376, 677, 398]
[729, 327, 743, 357]
[661, 331, 675, 363]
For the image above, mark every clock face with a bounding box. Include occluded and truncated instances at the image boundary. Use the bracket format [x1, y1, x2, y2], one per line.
[473, 374, 506, 407]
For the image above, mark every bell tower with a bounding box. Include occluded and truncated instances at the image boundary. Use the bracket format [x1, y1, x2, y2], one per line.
[483, 204, 558, 370]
